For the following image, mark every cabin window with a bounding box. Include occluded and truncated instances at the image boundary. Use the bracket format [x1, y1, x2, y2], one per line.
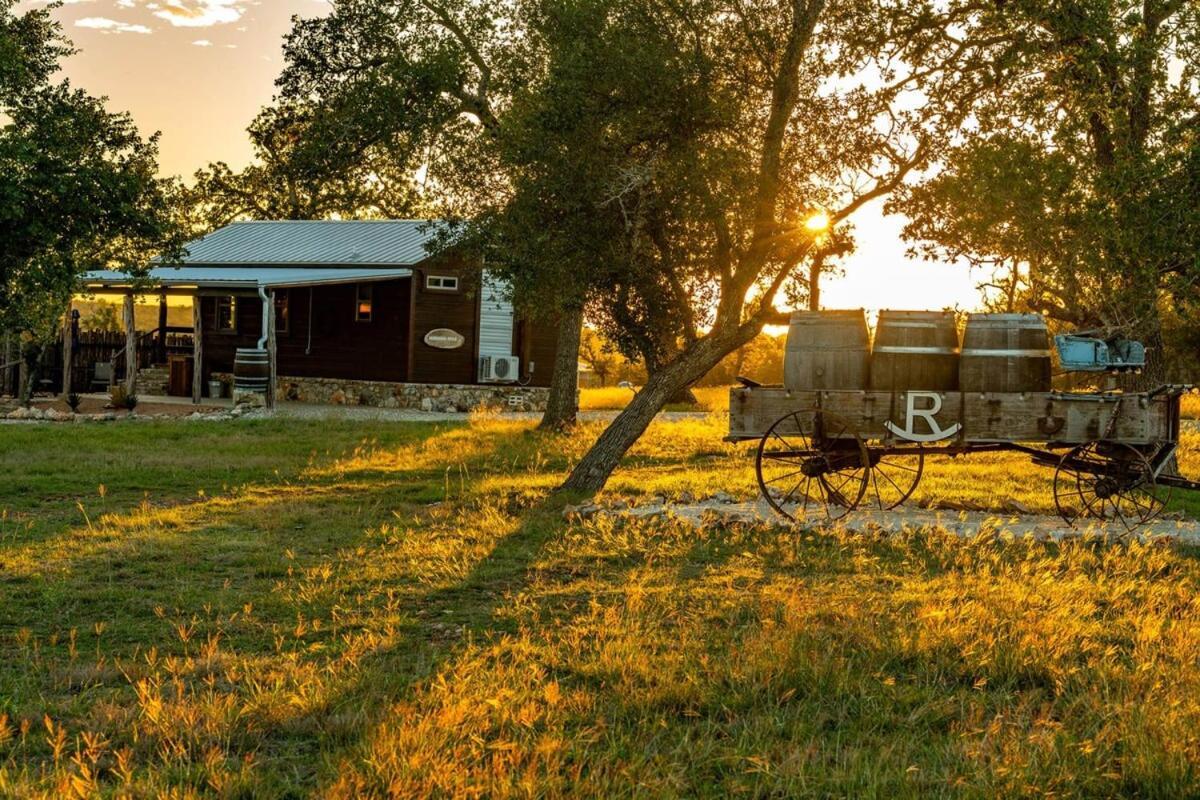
[425, 274, 459, 292]
[274, 291, 290, 334]
[356, 284, 374, 322]
[215, 296, 237, 332]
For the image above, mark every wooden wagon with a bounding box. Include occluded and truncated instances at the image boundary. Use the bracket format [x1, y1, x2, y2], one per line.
[727, 384, 1198, 529]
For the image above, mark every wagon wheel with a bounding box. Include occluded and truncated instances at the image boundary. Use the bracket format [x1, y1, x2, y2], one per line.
[1053, 441, 1172, 530]
[755, 409, 869, 522]
[863, 447, 925, 510]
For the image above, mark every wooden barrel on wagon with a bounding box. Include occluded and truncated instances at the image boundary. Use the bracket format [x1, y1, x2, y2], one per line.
[870, 310, 959, 391]
[783, 309, 870, 391]
[233, 348, 271, 396]
[959, 313, 1052, 393]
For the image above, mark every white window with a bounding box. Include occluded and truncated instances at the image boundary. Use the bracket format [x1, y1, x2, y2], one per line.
[425, 274, 459, 292]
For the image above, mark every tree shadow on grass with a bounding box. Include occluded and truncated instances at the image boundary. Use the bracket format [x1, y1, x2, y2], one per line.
[0, 420, 620, 793]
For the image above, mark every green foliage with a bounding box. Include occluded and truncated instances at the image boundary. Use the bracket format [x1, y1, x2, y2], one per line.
[889, 0, 1200, 362]
[64, 392, 81, 412]
[108, 384, 136, 410]
[578, 327, 643, 387]
[0, 1, 182, 404]
[182, 103, 429, 234]
[80, 301, 122, 333]
[0, 0, 69, 99]
[274, 0, 983, 489]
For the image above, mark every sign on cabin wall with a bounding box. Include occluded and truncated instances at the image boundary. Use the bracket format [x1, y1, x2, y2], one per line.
[424, 328, 466, 350]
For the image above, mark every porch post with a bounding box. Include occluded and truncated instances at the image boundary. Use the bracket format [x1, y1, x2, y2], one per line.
[2, 330, 12, 397]
[192, 296, 203, 404]
[123, 293, 137, 394]
[266, 289, 277, 410]
[60, 303, 74, 400]
[156, 293, 168, 364]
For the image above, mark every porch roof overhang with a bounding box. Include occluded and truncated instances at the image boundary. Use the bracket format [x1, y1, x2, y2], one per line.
[82, 266, 414, 292]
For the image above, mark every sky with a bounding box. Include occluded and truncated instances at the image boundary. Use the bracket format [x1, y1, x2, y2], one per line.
[25, 0, 984, 314]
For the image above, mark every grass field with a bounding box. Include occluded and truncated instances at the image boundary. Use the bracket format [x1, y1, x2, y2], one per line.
[3, 415, 1200, 796]
[579, 385, 729, 412]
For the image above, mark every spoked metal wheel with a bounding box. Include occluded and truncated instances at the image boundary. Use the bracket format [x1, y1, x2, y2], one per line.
[755, 409, 869, 522]
[1053, 441, 1172, 530]
[863, 447, 924, 510]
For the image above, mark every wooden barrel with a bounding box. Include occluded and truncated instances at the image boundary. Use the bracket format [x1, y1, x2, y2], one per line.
[960, 313, 1052, 393]
[783, 309, 870, 391]
[233, 348, 270, 395]
[870, 310, 959, 391]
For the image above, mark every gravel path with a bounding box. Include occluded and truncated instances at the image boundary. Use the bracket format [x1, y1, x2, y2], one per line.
[609, 499, 1200, 543]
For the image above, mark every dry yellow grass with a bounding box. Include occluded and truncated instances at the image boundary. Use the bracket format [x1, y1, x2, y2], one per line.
[1, 416, 1199, 796]
[1181, 392, 1200, 420]
[579, 385, 729, 412]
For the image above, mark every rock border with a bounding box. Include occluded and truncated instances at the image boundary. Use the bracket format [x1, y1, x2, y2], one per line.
[4, 405, 268, 424]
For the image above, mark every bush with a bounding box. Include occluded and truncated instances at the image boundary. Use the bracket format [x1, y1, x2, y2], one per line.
[108, 385, 139, 410]
[65, 392, 81, 412]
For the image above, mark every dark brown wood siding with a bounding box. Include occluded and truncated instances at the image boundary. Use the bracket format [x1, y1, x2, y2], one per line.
[409, 260, 480, 385]
[200, 280, 412, 384]
[199, 292, 262, 383]
[197, 260, 561, 388]
[513, 316, 559, 388]
[275, 280, 412, 382]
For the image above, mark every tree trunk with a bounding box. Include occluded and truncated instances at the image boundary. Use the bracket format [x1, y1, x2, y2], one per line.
[559, 325, 756, 494]
[808, 254, 824, 311]
[123, 294, 138, 395]
[1119, 324, 1168, 392]
[538, 305, 583, 431]
[644, 347, 699, 406]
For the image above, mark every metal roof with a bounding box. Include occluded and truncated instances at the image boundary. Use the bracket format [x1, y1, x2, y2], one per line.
[170, 219, 449, 266]
[84, 265, 413, 290]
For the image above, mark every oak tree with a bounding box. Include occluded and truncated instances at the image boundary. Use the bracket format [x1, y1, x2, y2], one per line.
[275, 0, 595, 430]
[891, 0, 1200, 382]
[0, 0, 181, 403]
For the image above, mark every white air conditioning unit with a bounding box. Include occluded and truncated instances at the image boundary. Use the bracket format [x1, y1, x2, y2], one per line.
[479, 355, 520, 383]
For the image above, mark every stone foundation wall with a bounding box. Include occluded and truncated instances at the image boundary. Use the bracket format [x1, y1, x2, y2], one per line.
[214, 373, 551, 412]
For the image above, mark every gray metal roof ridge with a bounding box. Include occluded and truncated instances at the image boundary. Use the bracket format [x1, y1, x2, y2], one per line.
[159, 219, 457, 268]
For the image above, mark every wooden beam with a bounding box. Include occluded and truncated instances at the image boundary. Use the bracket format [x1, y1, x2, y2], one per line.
[123, 293, 137, 394]
[192, 297, 203, 404]
[266, 290, 277, 410]
[2, 330, 12, 397]
[156, 293, 168, 364]
[61, 303, 74, 400]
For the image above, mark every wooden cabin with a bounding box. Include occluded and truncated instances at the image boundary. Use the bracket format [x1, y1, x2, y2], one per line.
[82, 220, 559, 404]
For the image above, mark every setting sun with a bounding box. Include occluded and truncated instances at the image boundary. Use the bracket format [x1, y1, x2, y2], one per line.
[804, 209, 831, 232]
